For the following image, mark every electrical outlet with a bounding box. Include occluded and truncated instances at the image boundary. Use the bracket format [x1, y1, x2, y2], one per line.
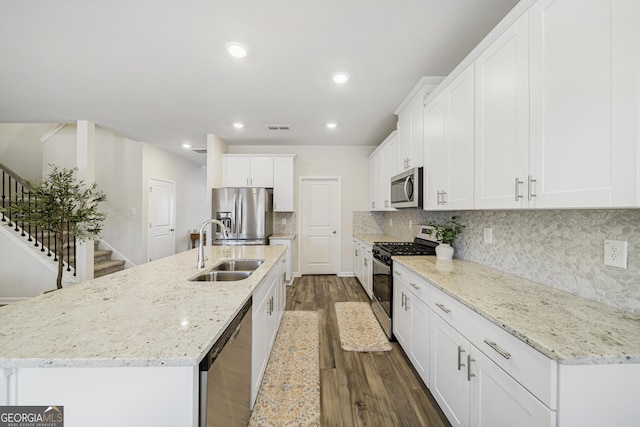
[604, 239, 628, 268]
[281, 218, 287, 225]
[389, 218, 393, 226]
[409, 219, 413, 229]
[483, 228, 493, 244]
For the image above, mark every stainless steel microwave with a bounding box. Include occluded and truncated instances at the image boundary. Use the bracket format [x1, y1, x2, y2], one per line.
[390, 167, 423, 209]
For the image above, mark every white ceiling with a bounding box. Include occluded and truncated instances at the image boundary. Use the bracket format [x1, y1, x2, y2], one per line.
[0, 0, 519, 165]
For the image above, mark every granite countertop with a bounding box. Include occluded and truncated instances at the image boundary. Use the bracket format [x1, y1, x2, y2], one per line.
[0, 245, 286, 369]
[270, 234, 296, 240]
[394, 256, 640, 365]
[354, 234, 404, 246]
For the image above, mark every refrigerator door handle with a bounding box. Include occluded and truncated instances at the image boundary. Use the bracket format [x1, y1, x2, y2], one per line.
[232, 193, 237, 235]
[238, 193, 243, 235]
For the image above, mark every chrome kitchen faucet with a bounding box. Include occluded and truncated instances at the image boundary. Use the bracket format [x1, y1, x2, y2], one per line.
[197, 219, 230, 269]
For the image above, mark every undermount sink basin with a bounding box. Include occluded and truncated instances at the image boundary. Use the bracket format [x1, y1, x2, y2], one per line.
[210, 259, 264, 272]
[189, 259, 265, 282]
[190, 270, 252, 282]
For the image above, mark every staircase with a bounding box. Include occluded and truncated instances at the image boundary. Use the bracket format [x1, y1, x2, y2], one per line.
[94, 241, 126, 278]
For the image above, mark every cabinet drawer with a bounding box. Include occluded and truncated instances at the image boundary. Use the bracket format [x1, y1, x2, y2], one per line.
[431, 285, 557, 410]
[393, 264, 430, 304]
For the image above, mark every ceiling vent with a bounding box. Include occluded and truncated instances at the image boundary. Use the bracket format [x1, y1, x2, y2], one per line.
[266, 125, 290, 131]
[192, 148, 207, 154]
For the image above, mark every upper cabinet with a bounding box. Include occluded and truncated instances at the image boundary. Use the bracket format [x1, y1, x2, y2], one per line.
[369, 131, 398, 211]
[474, 11, 531, 209]
[273, 155, 296, 212]
[222, 154, 296, 212]
[222, 155, 273, 188]
[528, 0, 639, 208]
[424, 64, 475, 210]
[396, 77, 444, 173]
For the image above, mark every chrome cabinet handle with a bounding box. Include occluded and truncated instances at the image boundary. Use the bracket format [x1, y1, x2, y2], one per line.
[436, 191, 442, 205]
[467, 355, 476, 381]
[401, 293, 406, 308]
[484, 339, 511, 359]
[435, 303, 451, 314]
[515, 177, 524, 201]
[404, 295, 410, 311]
[409, 282, 420, 290]
[457, 346, 466, 370]
[528, 175, 537, 201]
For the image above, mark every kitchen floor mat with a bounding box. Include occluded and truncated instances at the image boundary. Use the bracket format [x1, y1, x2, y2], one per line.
[334, 302, 392, 352]
[249, 311, 320, 427]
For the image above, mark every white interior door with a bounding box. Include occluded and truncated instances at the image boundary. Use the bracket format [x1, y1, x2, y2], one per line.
[148, 178, 176, 262]
[299, 177, 340, 275]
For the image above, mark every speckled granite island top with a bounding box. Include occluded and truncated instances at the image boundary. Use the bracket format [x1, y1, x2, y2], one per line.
[394, 256, 640, 365]
[0, 245, 285, 369]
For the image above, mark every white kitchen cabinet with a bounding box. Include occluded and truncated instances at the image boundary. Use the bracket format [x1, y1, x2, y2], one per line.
[222, 155, 273, 188]
[273, 155, 296, 211]
[424, 64, 475, 210]
[352, 238, 372, 299]
[251, 255, 285, 407]
[369, 131, 398, 211]
[392, 264, 430, 387]
[396, 88, 425, 171]
[474, 11, 532, 209]
[269, 235, 296, 284]
[528, 0, 640, 207]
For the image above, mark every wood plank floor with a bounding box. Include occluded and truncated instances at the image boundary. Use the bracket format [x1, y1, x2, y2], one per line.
[286, 275, 451, 427]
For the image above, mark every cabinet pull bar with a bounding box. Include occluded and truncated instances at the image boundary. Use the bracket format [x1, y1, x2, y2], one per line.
[467, 355, 476, 381]
[435, 303, 451, 314]
[409, 282, 420, 290]
[401, 293, 406, 308]
[484, 339, 511, 359]
[404, 295, 410, 311]
[528, 175, 537, 201]
[457, 346, 466, 370]
[515, 177, 523, 201]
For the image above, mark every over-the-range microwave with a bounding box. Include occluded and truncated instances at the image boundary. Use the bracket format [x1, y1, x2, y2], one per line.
[390, 167, 423, 209]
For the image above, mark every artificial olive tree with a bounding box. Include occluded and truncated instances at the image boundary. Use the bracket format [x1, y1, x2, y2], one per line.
[1, 165, 106, 290]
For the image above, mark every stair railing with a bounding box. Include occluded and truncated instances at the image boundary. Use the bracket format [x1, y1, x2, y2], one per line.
[0, 163, 76, 276]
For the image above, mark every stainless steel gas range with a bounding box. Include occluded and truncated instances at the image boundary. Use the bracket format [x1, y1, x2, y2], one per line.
[371, 226, 439, 340]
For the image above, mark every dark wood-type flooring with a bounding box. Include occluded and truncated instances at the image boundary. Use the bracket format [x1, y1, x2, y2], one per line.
[286, 275, 451, 427]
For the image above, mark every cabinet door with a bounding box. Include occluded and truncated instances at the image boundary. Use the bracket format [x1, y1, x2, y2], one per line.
[363, 254, 373, 299]
[409, 297, 430, 388]
[273, 156, 294, 211]
[392, 281, 409, 348]
[251, 300, 269, 407]
[529, 0, 639, 207]
[474, 12, 530, 209]
[250, 157, 274, 187]
[430, 312, 470, 427]
[382, 134, 398, 207]
[469, 347, 555, 427]
[369, 151, 383, 210]
[223, 156, 251, 187]
[444, 64, 475, 210]
[424, 94, 446, 210]
[398, 93, 425, 171]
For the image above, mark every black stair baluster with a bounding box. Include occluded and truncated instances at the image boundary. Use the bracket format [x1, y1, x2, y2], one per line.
[13, 180, 19, 232]
[53, 233, 58, 261]
[67, 222, 72, 272]
[20, 186, 25, 237]
[27, 191, 33, 242]
[72, 227, 76, 276]
[46, 225, 51, 257]
[1, 171, 6, 222]
[7, 176, 12, 227]
[40, 226, 45, 252]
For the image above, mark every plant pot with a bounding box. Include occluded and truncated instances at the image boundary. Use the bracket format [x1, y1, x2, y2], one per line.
[435, 243, 454, 260]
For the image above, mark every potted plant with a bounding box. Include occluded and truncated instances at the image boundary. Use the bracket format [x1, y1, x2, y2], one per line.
[428, 216, 465, 260]
[1, 165, 106, 290]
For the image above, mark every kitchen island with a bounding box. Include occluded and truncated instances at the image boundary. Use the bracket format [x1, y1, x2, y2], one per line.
[0, 244, 286, 427]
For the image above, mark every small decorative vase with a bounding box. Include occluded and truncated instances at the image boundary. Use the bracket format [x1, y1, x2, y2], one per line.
[436, 243, 454, 260]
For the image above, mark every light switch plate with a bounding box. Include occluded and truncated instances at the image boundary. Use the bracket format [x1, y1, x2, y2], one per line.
[604, 239, 627, 268]
[483, 228, 493, 244]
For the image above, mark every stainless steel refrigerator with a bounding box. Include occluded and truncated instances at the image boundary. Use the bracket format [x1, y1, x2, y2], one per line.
[211, 187, 273, 245]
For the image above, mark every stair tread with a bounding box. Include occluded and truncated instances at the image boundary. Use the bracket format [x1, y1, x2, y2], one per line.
[94, 259, 125, 270]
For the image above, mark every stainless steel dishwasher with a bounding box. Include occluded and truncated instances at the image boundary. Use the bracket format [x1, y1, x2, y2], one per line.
[199, 298, 252, 427]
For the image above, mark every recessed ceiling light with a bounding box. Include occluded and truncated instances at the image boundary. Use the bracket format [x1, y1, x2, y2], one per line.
[326, 122, 338, 129]
[332, 72, 349, 84]
[233, 122, 245, 129]
[181, 143, 192, 149]
[226, 42, 248, 58]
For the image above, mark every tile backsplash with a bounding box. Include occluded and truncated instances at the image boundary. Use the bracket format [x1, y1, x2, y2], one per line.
[354, 209, 640, 315]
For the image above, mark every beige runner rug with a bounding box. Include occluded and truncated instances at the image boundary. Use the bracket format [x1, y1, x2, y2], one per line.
[335, 302, 392, 352]
[249, 311, 320, 427]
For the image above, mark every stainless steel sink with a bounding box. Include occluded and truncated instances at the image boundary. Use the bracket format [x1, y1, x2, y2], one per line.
[189, 259, 264, 282]
[210, 259, 264, 272]
[190, 271, 252, 282]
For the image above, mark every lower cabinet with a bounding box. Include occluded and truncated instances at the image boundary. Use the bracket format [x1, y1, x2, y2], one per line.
[430, 313, 554, 427]
[353, 238, 373, 299]
[251, 254, 286, 408]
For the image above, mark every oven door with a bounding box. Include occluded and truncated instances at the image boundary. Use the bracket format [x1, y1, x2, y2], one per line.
[372, 257, 391, 317]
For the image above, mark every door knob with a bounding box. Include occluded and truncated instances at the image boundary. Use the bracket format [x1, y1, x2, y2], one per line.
[332, 230, 336, 234]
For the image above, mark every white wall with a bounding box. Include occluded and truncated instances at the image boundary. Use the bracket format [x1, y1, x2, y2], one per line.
[229, 144, 375, 275]
[0, 124, 50, 183]
[42, 124, 77, 173]
[142, 144, 207, 261]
